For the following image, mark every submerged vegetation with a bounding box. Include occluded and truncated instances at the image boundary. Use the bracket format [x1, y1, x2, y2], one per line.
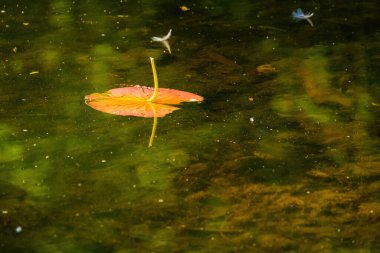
[0, 0, 380, 252]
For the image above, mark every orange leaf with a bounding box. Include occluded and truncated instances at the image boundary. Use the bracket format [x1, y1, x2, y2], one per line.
[85, 85, 203, 118]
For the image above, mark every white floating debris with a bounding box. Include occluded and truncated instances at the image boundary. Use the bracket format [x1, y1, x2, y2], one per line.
[15, 226, 22, 233]
[158, 199, 164, 203]
[250, 117, 254, 123]
[151, 29, 172, 42]
[151, 29, 172, 54]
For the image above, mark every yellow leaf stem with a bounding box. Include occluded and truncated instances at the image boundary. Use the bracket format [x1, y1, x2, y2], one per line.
[147, 57, 159, 102]
[148, 104, 158, 147]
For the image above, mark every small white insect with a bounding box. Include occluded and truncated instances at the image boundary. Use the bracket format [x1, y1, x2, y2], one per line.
[151, 29, 172, 54]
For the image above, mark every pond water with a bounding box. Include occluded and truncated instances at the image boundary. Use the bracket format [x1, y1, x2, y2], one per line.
[1, 0, 380, 252]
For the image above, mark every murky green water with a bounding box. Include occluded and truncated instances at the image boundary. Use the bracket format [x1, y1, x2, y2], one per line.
[1, 0, 380, 252]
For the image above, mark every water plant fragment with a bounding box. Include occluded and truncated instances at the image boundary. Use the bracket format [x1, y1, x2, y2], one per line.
[256, 64, 276, 74]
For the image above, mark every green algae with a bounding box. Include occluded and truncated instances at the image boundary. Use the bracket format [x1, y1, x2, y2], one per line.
[0, 125, 23, 163]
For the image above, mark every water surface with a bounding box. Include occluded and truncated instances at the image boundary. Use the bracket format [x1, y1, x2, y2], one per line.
[1, 1, 380, 252]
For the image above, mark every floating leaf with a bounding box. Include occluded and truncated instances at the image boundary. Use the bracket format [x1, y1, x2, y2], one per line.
[85, 85, 203, 118]
[85, 57, 203, 146]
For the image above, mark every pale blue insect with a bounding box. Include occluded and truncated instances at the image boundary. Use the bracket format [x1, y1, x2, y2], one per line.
[292, 8, 314, 27]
